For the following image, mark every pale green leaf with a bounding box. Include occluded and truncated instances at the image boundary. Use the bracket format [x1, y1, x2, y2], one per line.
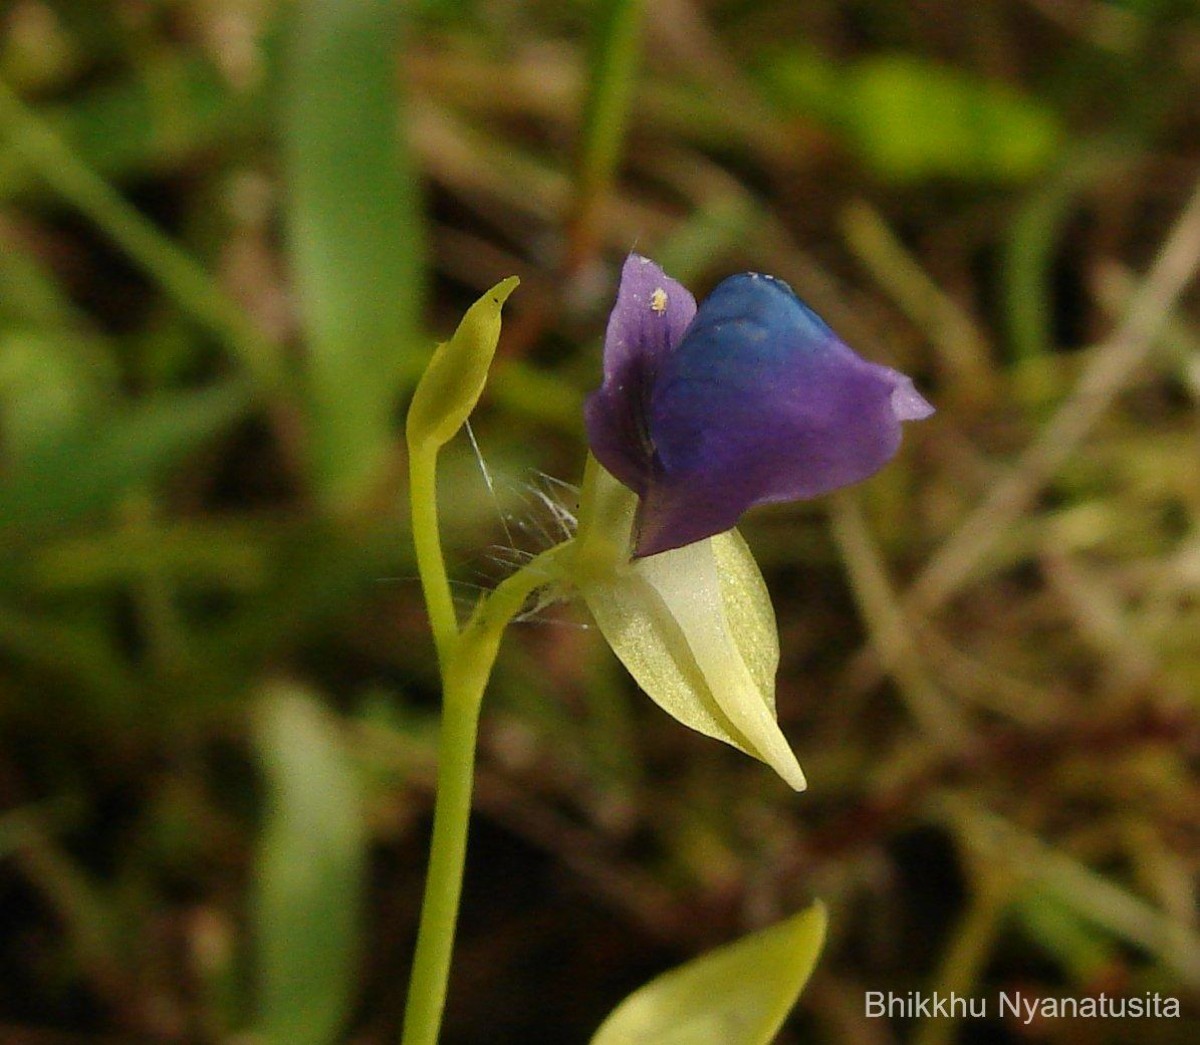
[577, 465, 804, 790]
[592, 902, 827, 1045]
[253, 685, 366, 1045]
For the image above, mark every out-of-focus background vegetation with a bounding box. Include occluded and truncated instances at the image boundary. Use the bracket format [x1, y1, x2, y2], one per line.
[2, 0, 1199, 1042]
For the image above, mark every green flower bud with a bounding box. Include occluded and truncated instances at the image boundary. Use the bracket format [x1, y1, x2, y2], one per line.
[406, 276, 519, 451]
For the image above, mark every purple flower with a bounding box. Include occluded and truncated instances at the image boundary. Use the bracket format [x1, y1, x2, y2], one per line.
[585, 255, 934, 557]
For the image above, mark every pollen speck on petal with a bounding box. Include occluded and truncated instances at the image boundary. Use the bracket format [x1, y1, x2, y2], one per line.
[585, 255, 697, 497]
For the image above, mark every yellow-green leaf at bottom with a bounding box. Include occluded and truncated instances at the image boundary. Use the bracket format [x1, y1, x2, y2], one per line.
[591, 902, 827, 1045]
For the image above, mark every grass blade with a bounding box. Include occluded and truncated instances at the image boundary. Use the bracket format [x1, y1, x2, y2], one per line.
[253, 685, 367, 1045]
[282, 0, 425, 506]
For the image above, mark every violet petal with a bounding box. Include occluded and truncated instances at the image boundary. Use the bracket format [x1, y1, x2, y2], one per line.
[584, 255, 697, 495]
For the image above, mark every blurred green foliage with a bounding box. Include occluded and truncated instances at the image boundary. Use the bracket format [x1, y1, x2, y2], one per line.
[760, 49, 1062, 181]
[1, 0, 1199, 1042]
[255, 685, 365, 1045]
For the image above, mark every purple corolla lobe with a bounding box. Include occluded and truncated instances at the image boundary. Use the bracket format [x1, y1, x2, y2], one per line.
[585, 255, 934, 557]
[584, 254, 697, 499]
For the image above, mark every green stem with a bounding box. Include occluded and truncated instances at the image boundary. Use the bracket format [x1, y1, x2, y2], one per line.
[571, 454, 635, 584]
[913, 866, 1009, 1045]
[401, 544, 569, 1045]
[408, 444, 457, 669]
[398, 638, 484, 1045]
[0, 77, 281, 390]
[566, 0, 645, 272]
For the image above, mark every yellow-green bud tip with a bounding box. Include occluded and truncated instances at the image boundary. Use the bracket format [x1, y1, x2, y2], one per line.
[407, 275, 521, 451]
[490, 275, 520, 305]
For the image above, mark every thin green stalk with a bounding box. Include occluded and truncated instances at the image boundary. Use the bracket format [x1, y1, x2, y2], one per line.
[827, 490, 974, 754]
[402, 265, 533, 1043]
[0, 78, 281, 389]
[566, 0, 645, 272]
[399, 642, 483, 1045]
[408, 444, 457, 668]
[123, 495, 188, 679]
[913, 867, 1009, 1045]
[401, 544, 568, 1045]
[1002, 142, 1124, 401]
[841, 199, 992, 403]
